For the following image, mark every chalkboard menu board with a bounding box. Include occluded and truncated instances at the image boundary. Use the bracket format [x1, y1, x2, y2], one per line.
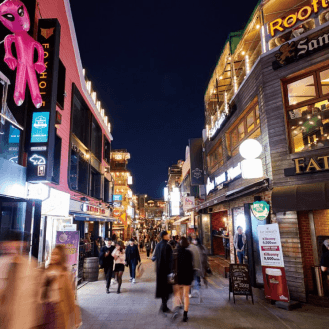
[229, 264, 254, 304]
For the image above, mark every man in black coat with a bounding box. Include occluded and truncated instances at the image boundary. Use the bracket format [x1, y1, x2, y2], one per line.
[125, 238, 141, 283]
[152, 230, 173, 313]
[99, 238, 115, 294]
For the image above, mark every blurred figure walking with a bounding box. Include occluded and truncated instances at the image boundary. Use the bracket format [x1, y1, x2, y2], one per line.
[39, 244, 82, 329]
[152, 231, 173, 314]
[99, 238, 115, 294]
[112, 241, 126, 294]
[145, 238, 151, 259]
[172, 237, 194, 323]
[0, 230, 41, 329]
[125, 238, 141, 283]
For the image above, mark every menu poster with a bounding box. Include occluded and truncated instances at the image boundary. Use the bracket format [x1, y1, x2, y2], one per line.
[56, 231, 80, 289]
[257, 223, 284, 267]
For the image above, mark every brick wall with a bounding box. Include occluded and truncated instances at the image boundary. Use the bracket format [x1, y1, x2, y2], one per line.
[313, 210, 329, 237]
[298, 211, 315, 293]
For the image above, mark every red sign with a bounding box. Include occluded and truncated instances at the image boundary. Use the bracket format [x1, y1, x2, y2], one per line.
[262, 266, 290, 302]
[113, 210, 121, 217]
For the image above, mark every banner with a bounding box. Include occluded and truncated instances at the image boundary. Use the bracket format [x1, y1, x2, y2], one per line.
[257, 224, 289, 302]
[56, 231, 79, 289]
[183, 196, 195, 210]
[189, 138, 204, 186]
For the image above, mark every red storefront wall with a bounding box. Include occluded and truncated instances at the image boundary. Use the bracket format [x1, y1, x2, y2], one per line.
[36, 0, 112, 204]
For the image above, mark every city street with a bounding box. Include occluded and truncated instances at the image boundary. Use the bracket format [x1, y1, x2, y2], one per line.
[78, 253, 329, 329]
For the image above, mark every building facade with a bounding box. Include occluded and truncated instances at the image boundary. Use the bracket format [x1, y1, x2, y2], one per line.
[190, 0, 329, 303]
[0, 0, 114, 266]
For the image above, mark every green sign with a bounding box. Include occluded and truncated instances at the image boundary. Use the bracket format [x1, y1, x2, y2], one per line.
[251, 201, 269, 221]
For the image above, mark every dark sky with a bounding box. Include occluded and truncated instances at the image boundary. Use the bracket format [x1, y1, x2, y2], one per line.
[70, 0, 258, 198]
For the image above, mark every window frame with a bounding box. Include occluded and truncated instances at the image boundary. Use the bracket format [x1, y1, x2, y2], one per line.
[283, 65, 329, 153]
[227, 98, 260, 156]
[207, 141, 224, 174]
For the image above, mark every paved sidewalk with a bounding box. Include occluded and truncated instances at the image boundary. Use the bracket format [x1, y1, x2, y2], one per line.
[77, 253, 329, 329]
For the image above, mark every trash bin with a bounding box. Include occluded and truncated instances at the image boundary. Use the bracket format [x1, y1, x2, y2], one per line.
[313, 266, 324, 297]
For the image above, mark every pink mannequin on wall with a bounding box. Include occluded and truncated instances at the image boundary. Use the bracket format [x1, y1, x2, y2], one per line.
[0, 0, 46, 108]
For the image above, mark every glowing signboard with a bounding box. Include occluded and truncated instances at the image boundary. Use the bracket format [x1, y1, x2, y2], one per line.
[31, 112, 49, 143]
[113, 194, 122, 201]
[29, 154, 46, 165]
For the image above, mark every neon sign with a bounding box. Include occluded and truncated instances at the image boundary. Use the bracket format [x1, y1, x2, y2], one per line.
[29, 154, 46, 165]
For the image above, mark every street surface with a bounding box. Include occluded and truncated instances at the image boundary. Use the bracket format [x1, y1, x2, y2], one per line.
[78, 253, 329, 329]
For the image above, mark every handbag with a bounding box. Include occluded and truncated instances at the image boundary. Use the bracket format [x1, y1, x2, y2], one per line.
[136, 262, 144, 278]
[167, 249, 178, 285]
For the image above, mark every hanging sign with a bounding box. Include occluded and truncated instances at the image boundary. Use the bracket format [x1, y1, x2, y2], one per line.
[251, 201, 270, 221]
[26, 19, 61, 182]
[257, 224, 290, 302]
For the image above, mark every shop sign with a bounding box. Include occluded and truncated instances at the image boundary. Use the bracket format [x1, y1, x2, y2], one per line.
[257, 224, 290, 302]
[81, 204, 106, 215]
[284, 155, 329, 176]
[113, 201, 122, 208]
[26, 19, 61, 182]
[56, 231, 79, 290]
[273, 26, 329, 70]
[113, 194, 122, 201]
[209, 113, 226, 138]
[268, 1, 325, 37]
[60, 224, 77, 231]
[183, 196, 195, 210]
[113, 209, 121, 217]
[206, 163, 241, 195]
[251, 201, 270, 221]
[27, 182, 50, 201]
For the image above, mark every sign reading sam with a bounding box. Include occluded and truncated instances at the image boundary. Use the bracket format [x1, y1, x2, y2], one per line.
[273, 27, 329, 70]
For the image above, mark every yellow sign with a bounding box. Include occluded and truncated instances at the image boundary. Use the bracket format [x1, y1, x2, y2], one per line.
[293, 156, 329, 174]
[269, 0, 327, 37]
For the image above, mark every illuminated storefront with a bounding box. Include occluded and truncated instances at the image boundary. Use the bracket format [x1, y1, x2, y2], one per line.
[196, 0, 329, 304]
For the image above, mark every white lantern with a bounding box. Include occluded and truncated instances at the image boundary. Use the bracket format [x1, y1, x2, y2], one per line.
[241, 159, 263, 179]
[239, 139, 262, 160]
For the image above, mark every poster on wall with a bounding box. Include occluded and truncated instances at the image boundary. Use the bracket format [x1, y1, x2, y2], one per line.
[257, 223, 290, 302]
[56, 231, 80, 289]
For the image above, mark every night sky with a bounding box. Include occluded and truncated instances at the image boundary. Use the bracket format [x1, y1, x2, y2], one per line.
[70, 0, 259, 198]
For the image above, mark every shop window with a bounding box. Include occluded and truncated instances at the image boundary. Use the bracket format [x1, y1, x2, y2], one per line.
[227, 100, 261, 157]
[104, 177, 111, 203]
[91, 116, 102, 161]
[57, 60, 66, 109]
[287, 75, 316, 106]
[71, 85, 90, 149]
[103, 136, 111, 164]
[90, 168, 102, 199]
[207, 142, 223, 174]
[320, 68, 329, 95]
[78, 156, 89, 195]
[69, 149, 78, 190]
[285, 66, 329, 153]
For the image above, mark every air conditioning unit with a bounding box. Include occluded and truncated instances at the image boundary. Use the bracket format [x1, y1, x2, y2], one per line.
[208, 207, 214, 213]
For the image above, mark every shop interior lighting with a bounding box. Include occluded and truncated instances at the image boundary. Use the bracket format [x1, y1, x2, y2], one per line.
[256, 24, 260, 29]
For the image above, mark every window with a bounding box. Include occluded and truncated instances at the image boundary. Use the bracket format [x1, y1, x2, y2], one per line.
[103, 136, 111, 164]
[207, 142, 224, 174]
[52, 134, 61, 184]
[71, 85, 90, 148]
[57, 60, 66, 109]
[90, 168, 102, 199]
[285, 67, 329, 153]
[91, 116, 102, 161]
[227, 99, 260, 156]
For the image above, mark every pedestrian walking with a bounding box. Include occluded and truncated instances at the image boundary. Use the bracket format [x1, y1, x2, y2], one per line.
[196, 237, 209, 287]
[234, 226, 246, 264]
[139, 236, 145, 252]
[112, 241, 126, 294]
[99, 238, 115, 294]
[152, 230, 173, 314]
[125, 238, 141, 283]
[188, 236, 202, 294]
[151, 237, 157, 254]
[39, 244, 82, 329]
[172, 237, 194, 323]
[0, 230, 42, 329]
[145, 237, 152, 258]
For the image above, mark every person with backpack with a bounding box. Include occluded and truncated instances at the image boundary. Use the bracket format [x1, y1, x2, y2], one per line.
[99, 238, 115, 294]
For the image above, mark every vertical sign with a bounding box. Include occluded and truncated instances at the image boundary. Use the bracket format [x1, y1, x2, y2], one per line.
[257, 224, 290, 302]
[56, 231, 80, 290]
[189, 138, 204, 185]
[26, 19, 61, 182]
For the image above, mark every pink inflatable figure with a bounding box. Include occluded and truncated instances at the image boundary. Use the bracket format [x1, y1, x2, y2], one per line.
[0, 0, 46, 108]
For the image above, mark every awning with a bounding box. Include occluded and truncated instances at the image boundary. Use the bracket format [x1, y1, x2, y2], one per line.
[173, 216, 190, 225]
[272, 182, 329, 213]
